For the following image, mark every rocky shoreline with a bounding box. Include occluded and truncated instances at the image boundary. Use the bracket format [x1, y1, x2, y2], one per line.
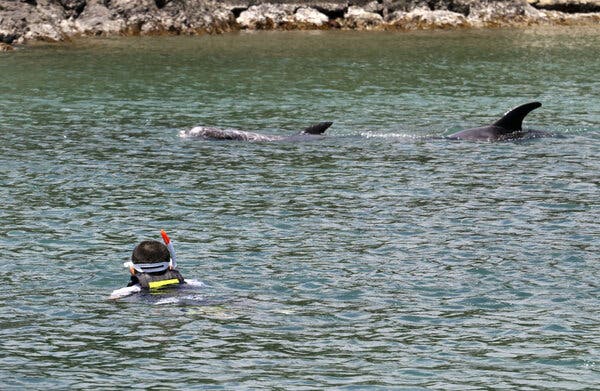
[1, 0, 599, 50]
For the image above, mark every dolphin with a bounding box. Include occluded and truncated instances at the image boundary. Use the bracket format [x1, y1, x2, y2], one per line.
[179, 122, 333, 142]
[446, 102, 551, 141]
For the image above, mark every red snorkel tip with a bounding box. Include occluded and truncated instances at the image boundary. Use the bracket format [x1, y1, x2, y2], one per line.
[160, 229, 170, 245]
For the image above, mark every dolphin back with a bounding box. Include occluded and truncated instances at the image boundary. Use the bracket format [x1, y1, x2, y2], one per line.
[493, 101, 542, 133]
[300, 122, 333, 135]
[181, 126, 278, 141]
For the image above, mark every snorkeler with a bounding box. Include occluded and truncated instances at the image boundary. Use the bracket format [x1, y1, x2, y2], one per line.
[110, 230, 186, 299]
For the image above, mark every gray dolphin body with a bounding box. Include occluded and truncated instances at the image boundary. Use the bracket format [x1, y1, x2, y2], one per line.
[446, 102, 552, 141]
[179, 122, 333, 142]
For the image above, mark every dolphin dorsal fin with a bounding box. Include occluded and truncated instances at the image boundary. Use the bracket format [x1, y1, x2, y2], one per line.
[493, 102, 542, 133]
[300, 122, 333, 135]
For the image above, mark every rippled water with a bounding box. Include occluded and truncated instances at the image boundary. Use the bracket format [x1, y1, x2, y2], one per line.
[1, 28, 599, 389]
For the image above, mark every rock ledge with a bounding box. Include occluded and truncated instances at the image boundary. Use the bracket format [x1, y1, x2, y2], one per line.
[1, 0, 599, 47]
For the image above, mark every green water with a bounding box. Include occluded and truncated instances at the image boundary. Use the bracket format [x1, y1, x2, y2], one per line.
[1, 28, 599, 389]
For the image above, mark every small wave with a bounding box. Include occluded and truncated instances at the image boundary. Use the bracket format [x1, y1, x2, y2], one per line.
[108, 285, 141, 300]
[154, 297, 180, 305]
[360, 131, 431, 140]
[185, 279, 205, 287]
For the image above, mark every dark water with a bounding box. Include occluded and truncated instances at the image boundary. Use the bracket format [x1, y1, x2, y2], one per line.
[1, 28, 599, 389]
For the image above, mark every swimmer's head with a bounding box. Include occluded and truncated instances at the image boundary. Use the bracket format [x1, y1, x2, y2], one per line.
[131, 240, 170, 270]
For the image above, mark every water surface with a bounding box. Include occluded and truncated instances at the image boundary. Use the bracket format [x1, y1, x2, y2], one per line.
[1, 28, 599, 389]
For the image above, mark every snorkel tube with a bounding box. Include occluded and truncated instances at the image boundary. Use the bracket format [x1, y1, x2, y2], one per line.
[160, 229, 177, 270]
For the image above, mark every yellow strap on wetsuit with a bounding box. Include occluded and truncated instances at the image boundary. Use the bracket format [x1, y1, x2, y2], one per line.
[148, 278, 180, 289]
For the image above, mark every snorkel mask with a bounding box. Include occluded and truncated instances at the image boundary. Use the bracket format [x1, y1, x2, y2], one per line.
[123, 230, 178, 273]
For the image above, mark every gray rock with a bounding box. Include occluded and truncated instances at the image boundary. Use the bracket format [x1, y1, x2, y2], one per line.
[71, 0, 124, 35]
[387, 7, 470, 28]
[58, 0, 86, 18]
[468, 0, 546, 26]
[0, 0, 67, 43]
[158, 0, 235, 33]
[294, 7, 330, 26]
[236, 4, 296, 28]
[344, 5, 384, 28]
[362, 0, 384, 13]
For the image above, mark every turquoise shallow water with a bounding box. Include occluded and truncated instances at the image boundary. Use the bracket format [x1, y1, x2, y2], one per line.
[1, 28, 599, 388]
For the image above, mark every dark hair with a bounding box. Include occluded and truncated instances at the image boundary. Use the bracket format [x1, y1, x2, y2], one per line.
[132, 240, 170, 264]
